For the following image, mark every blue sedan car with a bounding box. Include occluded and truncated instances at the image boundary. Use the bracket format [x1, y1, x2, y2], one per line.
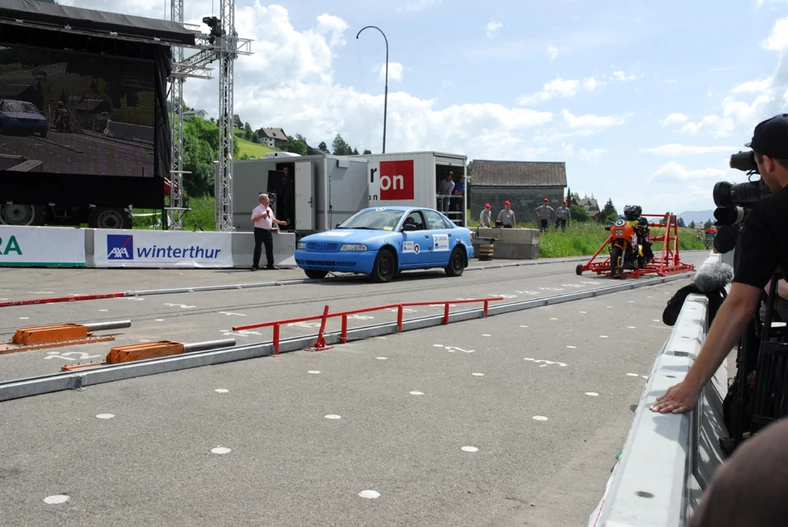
[0, 99, 48, 138]
[295, 206, 474, 282]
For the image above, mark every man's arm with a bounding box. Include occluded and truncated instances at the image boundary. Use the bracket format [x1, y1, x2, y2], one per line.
[650, 282, 761, 413]
[251, 207, 270, 222]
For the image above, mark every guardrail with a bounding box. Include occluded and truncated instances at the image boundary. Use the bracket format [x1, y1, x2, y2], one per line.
[589, 252, 731, 527]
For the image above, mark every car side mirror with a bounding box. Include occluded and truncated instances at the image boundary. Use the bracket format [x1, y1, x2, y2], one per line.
[402, 224, 417, 232]
[336, 223, 341, 228]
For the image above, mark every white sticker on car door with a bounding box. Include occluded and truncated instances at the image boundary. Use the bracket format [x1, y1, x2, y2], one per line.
[432, 234, 449, 251]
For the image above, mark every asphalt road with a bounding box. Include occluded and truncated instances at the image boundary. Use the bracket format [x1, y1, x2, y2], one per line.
[0, 130, 152, 176]
[0, 253, 709, 526]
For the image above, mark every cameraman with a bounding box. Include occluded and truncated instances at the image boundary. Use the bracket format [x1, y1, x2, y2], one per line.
[651, 113, 788, 415]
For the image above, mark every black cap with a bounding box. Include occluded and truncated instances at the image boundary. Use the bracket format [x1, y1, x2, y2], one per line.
[745, 114, 788, 158]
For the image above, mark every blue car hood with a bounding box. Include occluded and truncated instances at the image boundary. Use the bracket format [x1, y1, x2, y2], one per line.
[3, 111, 45, 121]
[301, 229, 396, 246]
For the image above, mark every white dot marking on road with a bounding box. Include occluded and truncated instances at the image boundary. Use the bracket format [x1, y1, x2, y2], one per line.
[606, 306, 613, 309]
[472, 373, 485, 377]
[139, 340, 150, 343]
[375, 357, 388, 360]
[482, 333, 491, 337]
[409, 391, 424, 396]
[532, 416, 549, 421]
[585, 392, 600, 397]
[214, 389, 229, 393]
[154, 319, 164, 322]
[641, 375, 648, 380]
[519, 325, 529, 328]
[579, 311, 587, 314]
[549, 317, 558, 321]
[566, 345, 577, 349]
[325, 414, 341, 420]
[359, 490, 380, 499]
[99, 309, 108, 312]
[307, 371, 321, 375]
[432, 344, 443, 348]
[44, 495, 69, 505]
[627, 326, 637, 329]
[461, 446, 479, 453]
[211, 447, 231, 455]
[599, 335, 608, 339]
[626, 373, 640, 377]
[19, 317, 29, 320]
[96, 413, 115, 419]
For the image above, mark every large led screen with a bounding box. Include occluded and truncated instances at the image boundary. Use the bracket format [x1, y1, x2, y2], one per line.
[0, 44, 155, 177]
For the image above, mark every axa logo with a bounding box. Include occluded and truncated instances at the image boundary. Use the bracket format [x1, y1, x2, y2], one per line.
[379, 160, 414, 200]
[107, 234, 133, 260]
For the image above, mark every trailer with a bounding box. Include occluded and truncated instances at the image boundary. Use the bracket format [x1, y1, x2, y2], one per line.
[227, 154, 369, 234]
[360, 151, 468, 227]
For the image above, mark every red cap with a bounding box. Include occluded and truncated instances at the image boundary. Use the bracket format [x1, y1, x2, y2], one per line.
[544, 198, 549, 202]
[504, 200, 511, 205]
[484, 203, 490, 208]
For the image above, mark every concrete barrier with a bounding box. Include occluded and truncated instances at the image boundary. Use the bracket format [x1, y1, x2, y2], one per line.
[231, 230, 296, 268]
[104, 120, 154, 144]
[473, 227, 540, 259]
[589, 253, 729, 527]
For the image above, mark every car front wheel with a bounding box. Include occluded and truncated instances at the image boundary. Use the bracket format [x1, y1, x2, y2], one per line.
[305, 270, 328, 280]
[370, 249, 396, 283]
[445, 247, 465, 277]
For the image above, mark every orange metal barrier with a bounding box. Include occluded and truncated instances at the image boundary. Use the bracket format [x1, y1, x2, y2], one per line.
[233, 297, 504, 355]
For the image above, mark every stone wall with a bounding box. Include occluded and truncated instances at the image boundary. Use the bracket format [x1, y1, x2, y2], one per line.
[469, 185, 565, 224]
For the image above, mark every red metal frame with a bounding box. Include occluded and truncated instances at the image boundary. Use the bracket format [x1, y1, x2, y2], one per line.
[577, 213, 695, 278]
[233, 297, 504, 355]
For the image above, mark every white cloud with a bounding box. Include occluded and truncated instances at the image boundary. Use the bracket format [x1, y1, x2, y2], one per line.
[547, 45, 559, 61]
[647, 162, 728, 183]
[379, 62, 404, 82]
[679, 115, 736, 137]
[609, 70, 642, 82]
[732, 79, 771, 93]
[640, 144, 739, 156]
[578, 148, 609, 162]
[661, 113, 688, 125]
[561, 109, 629, 131]
[517, 76, 599, 105]
[315, 14, 348, 47]
[486, 20, 504, 39]
[396, 0, 442, 12]
[442, 80, 453, 88]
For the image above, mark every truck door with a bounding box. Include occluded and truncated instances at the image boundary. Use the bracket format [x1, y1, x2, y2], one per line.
[295, 161, 315, 231]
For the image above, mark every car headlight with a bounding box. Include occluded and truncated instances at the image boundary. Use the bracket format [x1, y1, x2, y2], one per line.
[340, 244, 368, 251]
[297, 242, 306, 250]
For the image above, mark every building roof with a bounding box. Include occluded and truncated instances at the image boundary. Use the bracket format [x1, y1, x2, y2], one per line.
[257, 127, 288, 141]
[470, 160, 567, 187]
[576, 197, 600, 210]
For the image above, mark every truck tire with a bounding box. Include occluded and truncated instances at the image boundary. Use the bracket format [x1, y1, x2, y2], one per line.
[89, 207, 132, 229]
[0, 204, 45, 226]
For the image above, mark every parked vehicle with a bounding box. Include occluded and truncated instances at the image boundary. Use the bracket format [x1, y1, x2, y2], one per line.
[294, 206, 473, 282]
[0, 99, 48, 138]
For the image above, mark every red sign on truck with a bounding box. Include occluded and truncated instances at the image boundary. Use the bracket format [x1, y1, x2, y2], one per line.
[379, 160, 414, 200]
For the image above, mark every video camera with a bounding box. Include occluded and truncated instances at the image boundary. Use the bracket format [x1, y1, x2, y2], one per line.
[712, 150, 771, 226]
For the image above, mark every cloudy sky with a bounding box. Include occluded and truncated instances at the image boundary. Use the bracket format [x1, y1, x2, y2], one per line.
[62, 0, 788, 214]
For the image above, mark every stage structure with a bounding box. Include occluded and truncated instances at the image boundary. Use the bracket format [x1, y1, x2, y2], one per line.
[167, 0, 251, 231]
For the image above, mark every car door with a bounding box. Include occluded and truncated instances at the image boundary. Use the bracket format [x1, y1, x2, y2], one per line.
[399, 210, 430, 269]
[421, 209, 455, 265]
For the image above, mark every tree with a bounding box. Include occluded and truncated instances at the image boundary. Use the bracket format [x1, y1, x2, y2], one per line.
[677, 217, 686, 228]
[331, 134, 354, 155]
[352, 147, 359, 155]
[318, 141, 328, 151]
[570, 205, 591, 223]
[704, 219, 713, 230]
[363, 149, 372, 155]
[181, 117, 241, 197]
[287, 135, 307, 156]
[689, 220, 696, 229]
[600, 198, 618, 223]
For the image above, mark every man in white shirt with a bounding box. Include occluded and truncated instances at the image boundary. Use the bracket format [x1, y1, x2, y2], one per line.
[251, 193, 287, 270]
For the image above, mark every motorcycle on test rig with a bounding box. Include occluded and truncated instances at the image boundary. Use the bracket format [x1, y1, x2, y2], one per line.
[605, 217, 643, 278]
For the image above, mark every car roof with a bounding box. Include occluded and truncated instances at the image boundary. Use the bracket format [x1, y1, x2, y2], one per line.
[360, 206, 432, 212]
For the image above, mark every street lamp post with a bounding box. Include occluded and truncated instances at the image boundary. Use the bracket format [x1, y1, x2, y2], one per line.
[356, 25, 388, 154]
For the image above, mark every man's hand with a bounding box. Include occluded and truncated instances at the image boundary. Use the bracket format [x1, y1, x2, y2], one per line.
[649, 380, 701, 414]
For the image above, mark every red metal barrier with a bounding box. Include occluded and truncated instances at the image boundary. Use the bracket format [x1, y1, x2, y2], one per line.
[233, 297, 504, 355]
[0, 292, 127, 308]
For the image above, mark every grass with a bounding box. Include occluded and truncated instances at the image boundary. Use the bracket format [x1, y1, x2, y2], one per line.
[132, 196, 216, 231]
[235, 135, 278, 159]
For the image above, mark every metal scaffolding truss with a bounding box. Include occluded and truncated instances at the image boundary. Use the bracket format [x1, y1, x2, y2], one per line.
[167, 0, 251, 231]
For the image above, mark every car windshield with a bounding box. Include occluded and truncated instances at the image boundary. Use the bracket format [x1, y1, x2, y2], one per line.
[338, 209, 406, 231]
[3, 101, 38, 113]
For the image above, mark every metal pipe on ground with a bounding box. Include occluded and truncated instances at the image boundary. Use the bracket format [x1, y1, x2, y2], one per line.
[83, 320, 132, 332]
[183, 339, 237, 353]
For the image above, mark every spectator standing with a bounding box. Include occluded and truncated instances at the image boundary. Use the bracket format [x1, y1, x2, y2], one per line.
[534, 198, 554, 233]
[479, 203, 492, 228]
[496, 200, 516, 228]
[437, 172, 455, 212]
[251, 193, 288, 271]
[451, 175, 465, 212]
[554, 200, 571, 231]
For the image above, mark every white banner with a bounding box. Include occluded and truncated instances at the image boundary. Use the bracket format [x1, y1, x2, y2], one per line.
[0, 226, 85, 267]
[93, 229, 233, 268]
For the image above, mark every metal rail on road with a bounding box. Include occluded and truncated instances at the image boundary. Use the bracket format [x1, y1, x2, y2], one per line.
[0, 272, 692, 403]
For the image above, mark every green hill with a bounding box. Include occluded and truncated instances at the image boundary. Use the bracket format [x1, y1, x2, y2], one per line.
[234, 135, 278, 159]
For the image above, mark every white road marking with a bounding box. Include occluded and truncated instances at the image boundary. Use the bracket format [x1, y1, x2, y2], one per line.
[324, 414, 341, 420]
[482, 333, 491, 337]
[579, 311, 587, 314]
[44, 495, 69, 505]
[215, 389, 229, 393]
[211, 446, 231, 455]
[44, 351, 101, 361]
[99, 309, 108, 312]
[627, 326, 636, 329]
[307, 371, 321, 375]
[599, 335, 608, 339]
[154, 319, 165, 322]
[532, 416, 549, 421]
[409, 391, 424, 396]
[549, 317, 558, 321]
[29, 291, 54, 294]
[164, 303, 196, 309]
[461, 446, 479, 453]
[96, 414, 115, 419]
[472, 373, 485, 377]
[524, 358, 567, 367]
[585, 392, 599, 397]
[287, 321, 322, 329]
[219, 311, 247, 317]
[220, 329, 262, 337]
[127, 297, 145, 301]
[19, 317, 29, 320]
[626, 373, 640, 377]
[519, 325, 529, 328]
[359, 490, 380, 499]
[348, 314, 375, 320]
[566, 345, 576, 349]
[375, 357, 388, 360]
[432, 344, 443, 348]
